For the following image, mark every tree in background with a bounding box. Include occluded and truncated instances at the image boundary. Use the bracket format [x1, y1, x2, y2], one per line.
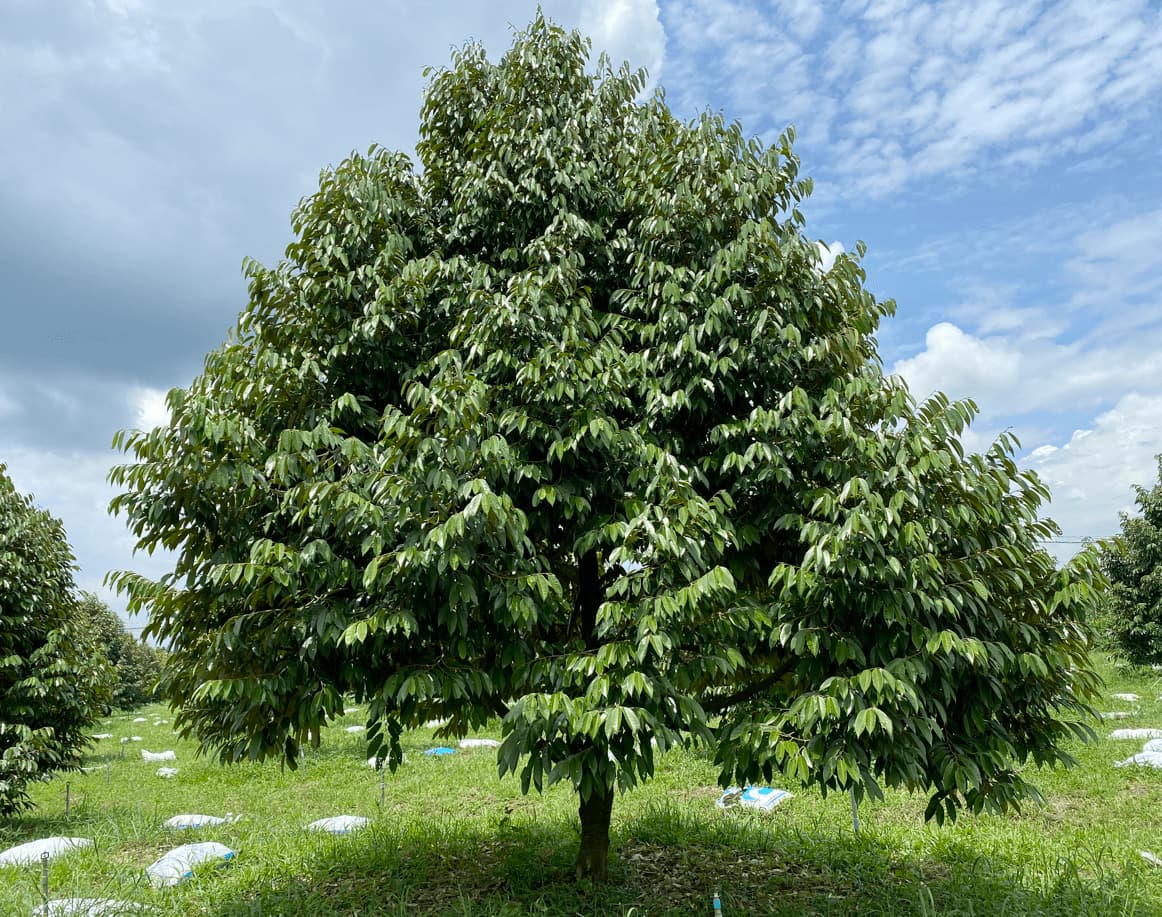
[0, 464, 112, 813]
[110, 18, 1102, 878]
[1100, 457, 1162, 665]
[77, 593, 164, 709]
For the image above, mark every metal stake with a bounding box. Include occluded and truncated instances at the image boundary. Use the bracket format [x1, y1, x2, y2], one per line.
[40, 851, 49, 901]
[850, 787, 860, 835]
[65, 782, 70, 817]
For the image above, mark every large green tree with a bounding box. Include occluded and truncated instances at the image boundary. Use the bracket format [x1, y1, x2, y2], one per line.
[1099, 456, 1162, 665]
[110, 18, 1102, 878]
[0, 464, 112, 814]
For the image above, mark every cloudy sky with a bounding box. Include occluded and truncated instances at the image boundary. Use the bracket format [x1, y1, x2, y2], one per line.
[3, 0, 1160, 625]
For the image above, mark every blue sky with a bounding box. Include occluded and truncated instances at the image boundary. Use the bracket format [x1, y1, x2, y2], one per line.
[2, 0, 1160, 623]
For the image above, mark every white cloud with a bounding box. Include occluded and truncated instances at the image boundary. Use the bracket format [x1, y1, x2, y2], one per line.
[886, 199, 1162, 435]
[892, 322, 1020, 407]
[131, 386, 170, 430]
[2, 446, 172, 620]
[1025, 393, 1162, 560]
[815, 240, 844, 273]
[660, 0, 1162, 198]
[580, 0, 665, 85]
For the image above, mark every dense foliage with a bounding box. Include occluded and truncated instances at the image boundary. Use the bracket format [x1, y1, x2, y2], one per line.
[1100, 457, 1162, 665]
[110, 18, 1102, 877]
[78, 593, 164, 709]
[0, 464, 111, 813]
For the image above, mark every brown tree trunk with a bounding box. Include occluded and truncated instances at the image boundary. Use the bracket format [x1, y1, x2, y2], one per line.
[575, 785, 614, 880]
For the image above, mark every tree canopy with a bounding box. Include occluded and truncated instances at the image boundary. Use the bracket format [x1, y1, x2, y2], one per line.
[78, 593, 164, 710]
[0, 464, 111, 814]
[110, 17, 1102, 878]
[1099, 456, 1162, 665]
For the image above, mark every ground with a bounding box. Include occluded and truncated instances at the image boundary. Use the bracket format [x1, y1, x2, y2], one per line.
[1, 655, 1161, 915]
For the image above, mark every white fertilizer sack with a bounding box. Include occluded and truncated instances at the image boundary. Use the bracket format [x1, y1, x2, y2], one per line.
[1101, 712, 1133, 720]
[459, 739, 500, 749]
[91, 734, 113, 740]
[141, 750, 176, 762]
[0, 838, 92, 867]
[345, 726, 365, 734]
[715, 786, 793, 812]
[1112, 693, 1141, 702]
[32, 899, 152, 915]
[1144, 739, 1162, 753]
[155, 768, 179, 778]
[163, 814, 238, 829]
[146, 843, 235, 887]
[305, 816, 370, 835]
[1110, 729, 1162, 740]
[1115, 752, 1162, 768]
[133, 718, 147, 723]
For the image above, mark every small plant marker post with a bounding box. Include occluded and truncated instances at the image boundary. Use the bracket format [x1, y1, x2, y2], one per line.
[40, 851, 49, 902]
[850, 788, 860, 834]
[378, 768, 386, 809]
[106, 758, 111, 784]
[65, 781, 70, 817]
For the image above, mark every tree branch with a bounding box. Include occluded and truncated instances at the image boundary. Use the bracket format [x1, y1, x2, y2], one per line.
[702, 658, 797, 714]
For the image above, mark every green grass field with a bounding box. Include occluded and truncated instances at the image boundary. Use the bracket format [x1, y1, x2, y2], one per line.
[3, 656, 1162, 915]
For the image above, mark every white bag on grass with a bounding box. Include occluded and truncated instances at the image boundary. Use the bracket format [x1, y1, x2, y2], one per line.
[1112, 693, 1141, 702]
[305, 815, 369, 835]
[146, 842, 235, 887]
[141, 750, 176, 762]
[0, 838, 92, 867]
[1110, 729, 1162, 740]
[459, 738, 500, 749]
[163, 814, 238, 829]
[1115, 751, 1162, 768]
[155, 768, 179, 778]
[715, 786, 793, 812]
[1144, 738, 1162, 753]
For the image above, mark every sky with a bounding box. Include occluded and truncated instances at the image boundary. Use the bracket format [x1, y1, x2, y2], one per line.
[2, 0, 1161, 627]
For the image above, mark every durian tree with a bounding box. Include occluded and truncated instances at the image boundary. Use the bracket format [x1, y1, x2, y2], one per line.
[110, 17, 1101, 878]
[1, 464, 112, 813]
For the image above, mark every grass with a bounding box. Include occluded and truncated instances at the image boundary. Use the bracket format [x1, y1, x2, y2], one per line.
[2, 656, 1162, 915]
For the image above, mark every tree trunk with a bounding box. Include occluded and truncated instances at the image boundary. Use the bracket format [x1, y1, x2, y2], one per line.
[575, 785, 614, 881]
[577, 548, 601, 648]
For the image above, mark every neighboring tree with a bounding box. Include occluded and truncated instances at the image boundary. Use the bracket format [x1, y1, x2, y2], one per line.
[110, 18, 1102, 878]
[1099, 457, 1162, 665]
[0, 464, 112, 814]
[77, 593, 164, 709]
